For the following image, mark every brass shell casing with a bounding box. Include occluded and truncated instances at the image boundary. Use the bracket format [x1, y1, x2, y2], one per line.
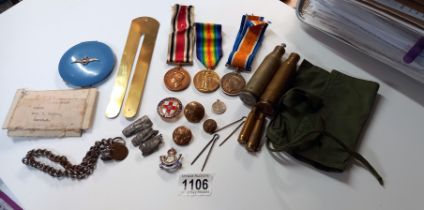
[257, 53, 300, 116]
[246, 112, 266, 152]
[239, 44, 286, 106]
[238, 106, 257, 144]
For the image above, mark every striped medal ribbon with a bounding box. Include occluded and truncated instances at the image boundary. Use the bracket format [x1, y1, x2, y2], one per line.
[226, 15, 269, 72]
[167, 4, 195, 65]
[193, 23, 223, 93]
[164, 4, 195, 92]
[195, 23, 223, 69]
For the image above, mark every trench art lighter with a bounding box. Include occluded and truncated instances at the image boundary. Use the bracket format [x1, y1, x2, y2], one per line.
[159, 148, 182, 172]
[105, 17, 160, 119]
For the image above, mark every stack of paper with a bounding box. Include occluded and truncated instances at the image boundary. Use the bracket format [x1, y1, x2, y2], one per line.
[297, 0, 424, 82]
[2, 88, 97, 137]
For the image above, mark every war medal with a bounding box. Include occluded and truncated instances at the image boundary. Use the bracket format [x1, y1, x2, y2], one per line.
[223, 15, 269, 96]
[220, 72, 246, 96]
[164, 66, 191, 91]
[164, 4, 195, 91]
[193, 23, 223, 93]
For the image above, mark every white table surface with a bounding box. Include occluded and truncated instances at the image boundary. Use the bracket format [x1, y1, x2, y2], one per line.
[1, 0, 424, 210]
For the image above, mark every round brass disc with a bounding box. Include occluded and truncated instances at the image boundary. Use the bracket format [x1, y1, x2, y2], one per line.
[221, 72, 246, 96]
[164, 67, 191, 91]
[184, 101, 205, 123]
[193, 70, 220, 93]
[172, 126, 192, 146]
[110, 142, 129, 161]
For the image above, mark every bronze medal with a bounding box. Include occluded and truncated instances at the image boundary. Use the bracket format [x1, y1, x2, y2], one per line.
[164, 66, 191, 91]
[221, 72, 246, 96]
[193, 70, 220, 93]
[110, 142, 129, 161]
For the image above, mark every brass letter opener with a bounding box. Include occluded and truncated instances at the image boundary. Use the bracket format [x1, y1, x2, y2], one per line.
[105, 17, 159, 119]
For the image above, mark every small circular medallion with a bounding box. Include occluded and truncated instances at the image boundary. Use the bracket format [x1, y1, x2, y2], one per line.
[172, 126, 192, 145]
[193, 70, 220, 93]
[212, 99, 226, 114]
[221, 72, 246, 96]
[157, 97, 183, 120]
[164, 67, 191, 91]
[110, 142, 129, 161]
[203, 119, 217, 134]
[184, 101, 205, 123]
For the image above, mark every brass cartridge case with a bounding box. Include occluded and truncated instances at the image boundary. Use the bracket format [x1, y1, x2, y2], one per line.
[239, 44, 286, 106]
[238, 106, 257, 144]
[246, 112, 266, 152]
[257, 53, 300, 116]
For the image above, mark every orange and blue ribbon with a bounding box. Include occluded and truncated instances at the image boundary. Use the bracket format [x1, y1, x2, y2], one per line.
[226, 15, 268, 71]
[195, 23, 223, 69]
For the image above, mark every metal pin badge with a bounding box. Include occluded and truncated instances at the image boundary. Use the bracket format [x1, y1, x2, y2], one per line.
[72, 57, 99, 65]
[157, 97, 183, 121]
[159, 148, 182, 172]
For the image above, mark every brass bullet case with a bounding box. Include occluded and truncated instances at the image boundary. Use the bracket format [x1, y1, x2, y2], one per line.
[238, 106, 257, 144]
[257, 53, 300, 115]
[246, 112, 266, 152]
[239, 44, 286, 106]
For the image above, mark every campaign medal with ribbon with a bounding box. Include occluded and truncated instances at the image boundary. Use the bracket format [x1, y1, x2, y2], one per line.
[193, 23, 223, 93]
[222, 15, 269, 96]
[164, 4, 195, 92]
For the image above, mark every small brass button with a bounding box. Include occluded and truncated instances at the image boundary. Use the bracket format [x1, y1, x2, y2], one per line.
[173, 126, 192, 146]
[184, 101, 205, 123]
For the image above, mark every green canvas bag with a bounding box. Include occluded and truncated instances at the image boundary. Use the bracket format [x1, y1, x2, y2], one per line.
[266, 60, 383, 185]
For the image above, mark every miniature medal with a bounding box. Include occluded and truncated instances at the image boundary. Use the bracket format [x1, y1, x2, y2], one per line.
[164, 4, 195, 91]
[221, 72, 246, 96]
[193, 23, 223, 93]
[212, 99, 226, 114]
